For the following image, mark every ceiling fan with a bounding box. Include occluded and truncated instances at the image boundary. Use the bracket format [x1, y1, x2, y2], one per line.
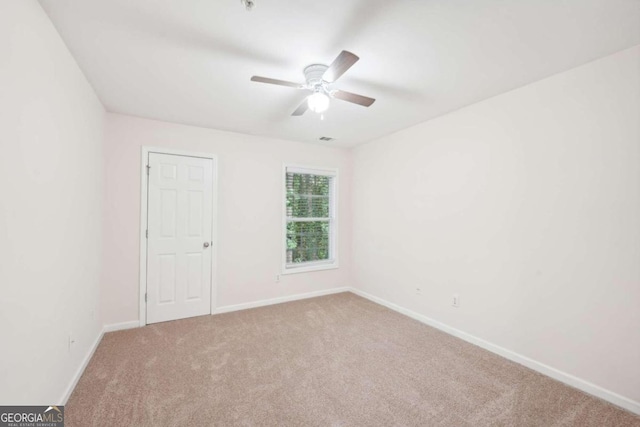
[250, 50, 376, 116]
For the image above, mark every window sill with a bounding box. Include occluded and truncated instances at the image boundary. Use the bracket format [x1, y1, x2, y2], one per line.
[281, 261, 339, 275]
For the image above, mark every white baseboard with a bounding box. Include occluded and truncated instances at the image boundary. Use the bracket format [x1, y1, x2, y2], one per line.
[101, 288, 352, 330]
[350, 288, 640, 415]
[103, 320, 140, 333]
[59, 328, 103, 405]
[214, 287, 351, 314]
[60, 320, 138, 404]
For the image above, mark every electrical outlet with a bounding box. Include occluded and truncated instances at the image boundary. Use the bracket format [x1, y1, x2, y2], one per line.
[68, 334, 76, 352]
[416, 287, 422, 295]
[275, 274, 281, 283]
[452, 294, 460, 308]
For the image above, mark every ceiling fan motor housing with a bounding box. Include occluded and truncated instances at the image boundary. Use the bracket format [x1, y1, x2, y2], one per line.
[304, 64, 329, 89]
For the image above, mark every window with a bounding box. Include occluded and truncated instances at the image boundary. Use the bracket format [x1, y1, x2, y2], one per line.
[283, 165, 338, 274]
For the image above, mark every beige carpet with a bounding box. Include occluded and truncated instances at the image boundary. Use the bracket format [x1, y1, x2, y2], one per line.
[67, 293, 640, 426]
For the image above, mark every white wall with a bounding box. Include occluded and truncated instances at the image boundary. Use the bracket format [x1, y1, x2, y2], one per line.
[102, 113, 351, 326]
[0, 1, 104, 404]
[352, 46, 640, 404]
[2, 0, 637, 411]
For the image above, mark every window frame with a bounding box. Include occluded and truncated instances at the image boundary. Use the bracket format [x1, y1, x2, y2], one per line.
[282, 164, 339, 275]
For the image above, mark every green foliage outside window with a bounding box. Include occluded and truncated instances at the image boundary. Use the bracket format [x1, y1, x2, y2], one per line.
[286, 173, 332, 264]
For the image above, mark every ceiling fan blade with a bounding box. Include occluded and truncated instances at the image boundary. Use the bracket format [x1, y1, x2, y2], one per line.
[332, 90, 375, 107]
[250, 76, 305, 89]
[292, 99, 309, 116]
[322, 51, 359, 83]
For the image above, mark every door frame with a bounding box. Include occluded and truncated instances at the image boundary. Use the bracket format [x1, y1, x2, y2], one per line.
[138, 146, 219, 326]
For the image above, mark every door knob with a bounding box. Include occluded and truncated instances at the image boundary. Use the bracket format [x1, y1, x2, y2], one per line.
[203, 242, 210, 248]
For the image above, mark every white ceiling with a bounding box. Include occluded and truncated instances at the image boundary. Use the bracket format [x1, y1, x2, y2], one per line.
[39, 0, 640, 147]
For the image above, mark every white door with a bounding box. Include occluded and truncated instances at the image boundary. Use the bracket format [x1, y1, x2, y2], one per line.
[146, 152, 214, 324]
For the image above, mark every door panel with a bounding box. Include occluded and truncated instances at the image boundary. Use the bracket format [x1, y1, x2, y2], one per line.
[186, 253, 203, 300]
[160, 189, 177, 237]
[158, 254, 176, 304]
[146, 152, 213, 324]
[187, 191, 203, 236]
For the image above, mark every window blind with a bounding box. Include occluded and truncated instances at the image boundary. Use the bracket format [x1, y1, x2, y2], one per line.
[285, 171, 334, 266]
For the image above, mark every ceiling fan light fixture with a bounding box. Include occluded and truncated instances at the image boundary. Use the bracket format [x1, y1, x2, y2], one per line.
[307, 92, 330, 113]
